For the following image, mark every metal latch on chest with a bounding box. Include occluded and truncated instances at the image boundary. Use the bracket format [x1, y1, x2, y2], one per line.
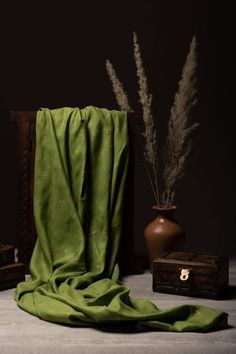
[179, 268, 192, 281]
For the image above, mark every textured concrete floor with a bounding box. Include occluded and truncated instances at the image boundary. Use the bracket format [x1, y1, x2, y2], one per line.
[0, 259, 235, 354]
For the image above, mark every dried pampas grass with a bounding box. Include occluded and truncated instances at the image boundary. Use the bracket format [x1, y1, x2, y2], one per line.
[133, 32, 159, 205]
[162, 36, 199, 207]
[106, 33, 198, 207]
[106, 60, 132, 112]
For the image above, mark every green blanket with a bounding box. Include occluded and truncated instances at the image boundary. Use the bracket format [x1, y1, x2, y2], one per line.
[15, 107, 228, 331]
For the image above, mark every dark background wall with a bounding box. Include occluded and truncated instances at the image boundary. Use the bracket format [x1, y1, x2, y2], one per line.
[0, 1, 235, 257]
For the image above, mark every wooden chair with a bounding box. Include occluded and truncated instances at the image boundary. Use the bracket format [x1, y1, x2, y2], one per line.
[10, 111, 142, 275]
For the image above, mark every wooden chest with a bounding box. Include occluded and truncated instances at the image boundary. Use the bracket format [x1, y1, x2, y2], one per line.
[0, 263, 25, 291]
[153, 251, 229, 299]
[0, 244, 15, 266]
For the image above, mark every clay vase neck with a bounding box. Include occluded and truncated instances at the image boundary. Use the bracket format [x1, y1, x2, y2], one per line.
[144, 205, 185, 270]
[152, 205, 177, 219]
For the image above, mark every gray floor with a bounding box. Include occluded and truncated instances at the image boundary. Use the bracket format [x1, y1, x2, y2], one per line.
[0, 259, 236, 354]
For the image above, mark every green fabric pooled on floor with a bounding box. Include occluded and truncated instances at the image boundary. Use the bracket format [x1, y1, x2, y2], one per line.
[15, 107, 228, 332]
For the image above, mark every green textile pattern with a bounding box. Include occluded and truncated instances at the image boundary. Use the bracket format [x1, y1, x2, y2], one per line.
[15, 107, 228, 332]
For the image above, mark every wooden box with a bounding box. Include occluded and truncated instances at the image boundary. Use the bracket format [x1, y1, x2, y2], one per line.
[0, 244, 15, 266]
[153, 251, 229, 299]
[0, 263, 25, 291]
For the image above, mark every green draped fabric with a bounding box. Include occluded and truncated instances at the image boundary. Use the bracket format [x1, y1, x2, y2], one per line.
[15, 107, 228, 332]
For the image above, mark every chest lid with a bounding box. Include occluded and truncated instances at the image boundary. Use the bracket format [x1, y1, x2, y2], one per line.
[153, 251, 228, 275]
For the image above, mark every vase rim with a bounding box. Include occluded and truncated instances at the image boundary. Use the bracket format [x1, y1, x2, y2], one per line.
[152, 205, 177, 211]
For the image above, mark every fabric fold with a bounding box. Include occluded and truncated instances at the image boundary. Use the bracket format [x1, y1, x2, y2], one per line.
[15, 106, 228, 332]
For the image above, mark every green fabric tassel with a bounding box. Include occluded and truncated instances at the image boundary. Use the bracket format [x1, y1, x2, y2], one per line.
[15, 107, 228, 332]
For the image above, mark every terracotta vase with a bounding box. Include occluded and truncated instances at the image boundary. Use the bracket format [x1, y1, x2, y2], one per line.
[144, 205, 185, 270]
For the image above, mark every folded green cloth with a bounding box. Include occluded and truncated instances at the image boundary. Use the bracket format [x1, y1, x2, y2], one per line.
[15, 107, 228, 331]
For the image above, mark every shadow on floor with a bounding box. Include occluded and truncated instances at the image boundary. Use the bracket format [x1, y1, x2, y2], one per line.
[220, 285, 236, 300]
